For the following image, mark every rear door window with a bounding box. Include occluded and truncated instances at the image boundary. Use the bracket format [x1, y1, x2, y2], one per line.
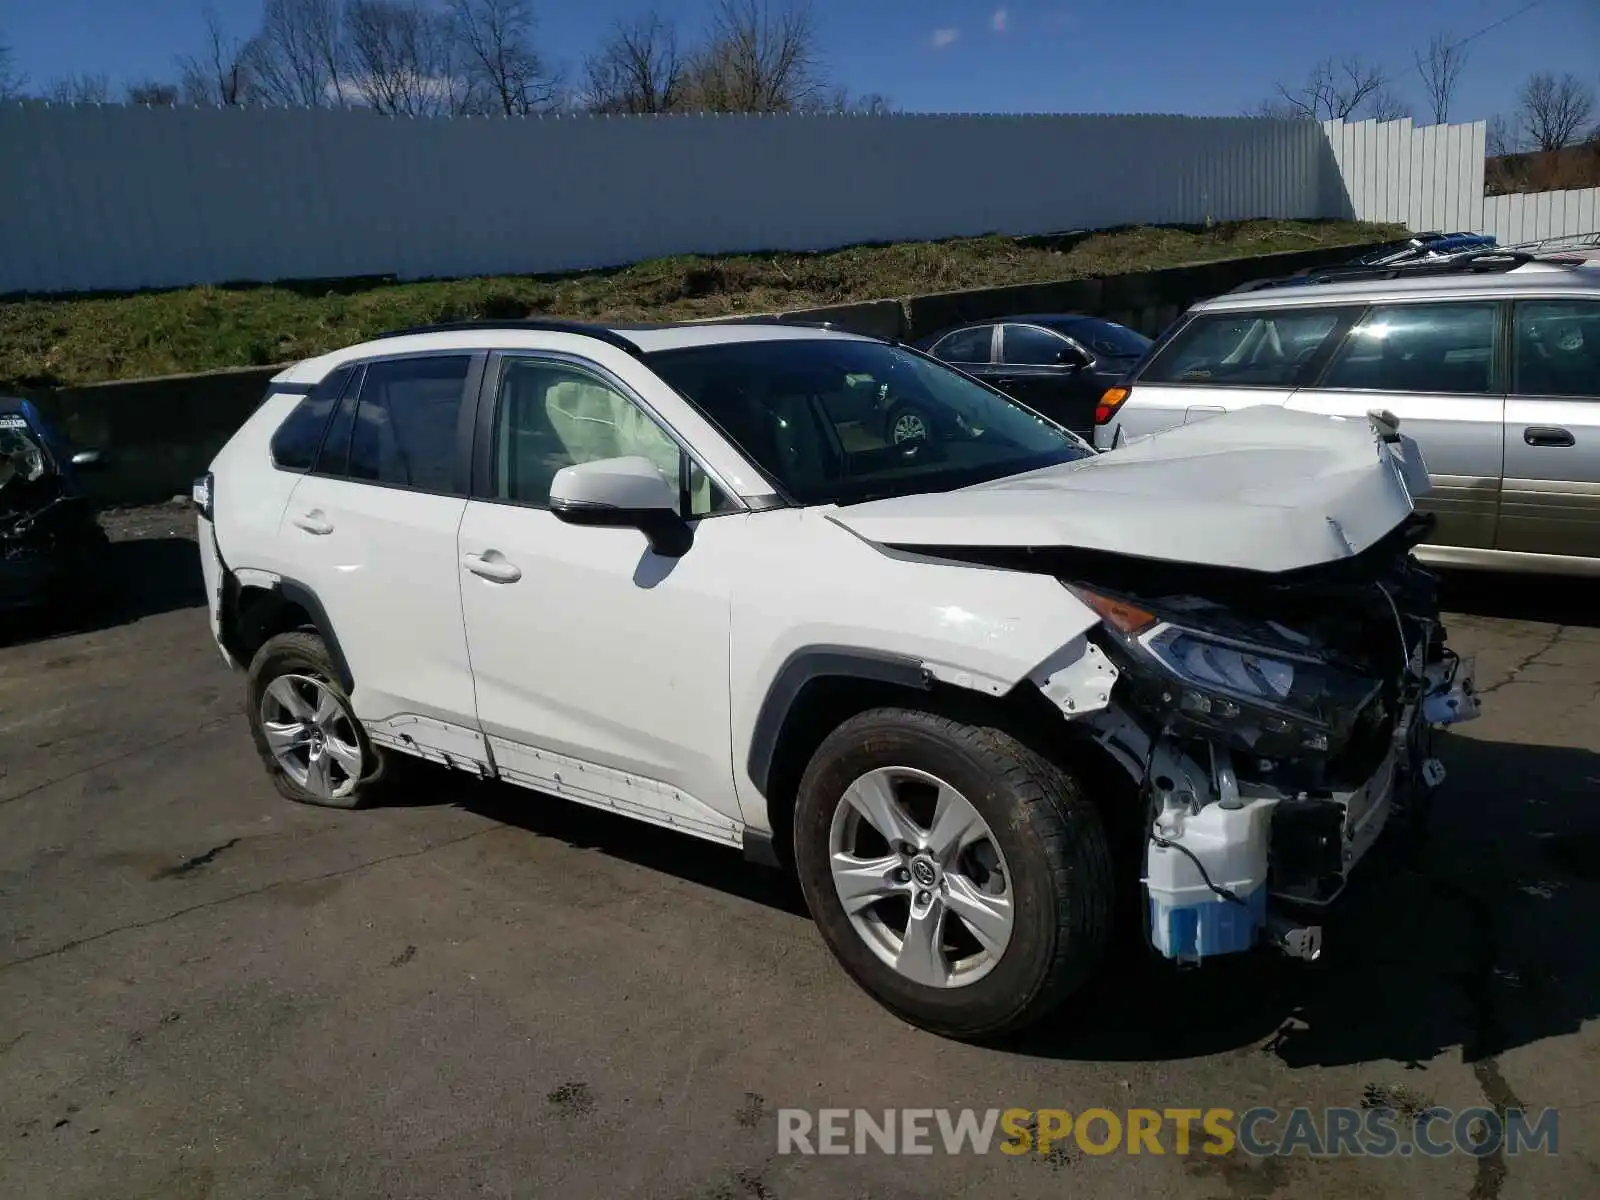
[932, 326, 994, 364]
[1317, 302, 1500, 395]
[346, 355, 473, 494]
[1139, 307, 1361, 387]
[1514, 299, 1600, 398]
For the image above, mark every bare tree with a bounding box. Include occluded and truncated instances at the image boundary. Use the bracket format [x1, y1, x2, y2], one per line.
[688, 0, 826, 113]
[451, 0, 559, 115]
[1516, 71, 1596, 152]
[0, 40, 24, 100]
[1258, 56, 1388, 121]
[1369, 88, 1410, 123]
[800, 85, 890, 114]
[46, 72, 111, 104]
[345, 0, 466, 116]
[1413, 32, 1467, 125]
[126, 79, 182, 106]
[178, 4, 255, 106]
[1486, 113, 1514, 157]
[244, 0, 347, 107]
[583, 9, 686, 114]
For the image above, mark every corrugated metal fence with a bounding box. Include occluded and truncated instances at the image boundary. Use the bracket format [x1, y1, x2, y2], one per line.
[1323, 116, 1600, 248]
[1482, 186, 1600, 245]
[1, 103, 1594, 295]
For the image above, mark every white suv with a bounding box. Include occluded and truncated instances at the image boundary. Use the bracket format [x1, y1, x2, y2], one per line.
[195, 318, 1480, 1039]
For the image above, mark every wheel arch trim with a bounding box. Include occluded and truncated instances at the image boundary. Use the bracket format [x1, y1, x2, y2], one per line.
[248, 577, 356, 694]
[745, 645, 933, 801]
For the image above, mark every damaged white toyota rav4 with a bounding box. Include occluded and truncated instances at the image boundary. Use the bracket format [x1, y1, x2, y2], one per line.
[195, 318, 1481, 1039]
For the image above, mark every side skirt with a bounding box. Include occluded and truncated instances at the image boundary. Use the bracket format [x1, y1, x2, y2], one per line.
[364, 714, 744, 851]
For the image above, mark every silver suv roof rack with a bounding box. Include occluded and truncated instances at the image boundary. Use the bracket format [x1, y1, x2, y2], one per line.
[1492, 231, 1600, 257]
[1227, 250, 1536, 294]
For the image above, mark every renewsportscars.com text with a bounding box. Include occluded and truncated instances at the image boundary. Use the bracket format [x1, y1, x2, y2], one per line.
[777, 1106, 1559, 1158]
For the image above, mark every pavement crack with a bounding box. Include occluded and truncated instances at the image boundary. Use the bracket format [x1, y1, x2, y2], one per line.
[154, 837, 242, 880]
[1427, 871, 1522, 1200]
[0, 716, 236, 807]
[1477, 625, 1566, 696]
[0, 826, 493, 975]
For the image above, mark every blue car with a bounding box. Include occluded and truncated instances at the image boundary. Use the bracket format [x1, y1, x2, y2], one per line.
[0, 397, 110, 617]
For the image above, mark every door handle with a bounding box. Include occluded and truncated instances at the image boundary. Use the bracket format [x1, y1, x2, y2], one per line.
[291, 510, 333, 535]
[462, 552, 522, 583]
[995, 377, 1017, 388]
[1524, 425, 1576, 448]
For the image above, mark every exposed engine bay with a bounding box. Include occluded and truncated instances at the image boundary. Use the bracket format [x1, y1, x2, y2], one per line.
[916, 512, 1481, 965]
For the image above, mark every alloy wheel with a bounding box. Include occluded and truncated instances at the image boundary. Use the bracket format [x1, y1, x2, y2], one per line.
[891, 411, 929, 444]
[827, 766, 1015, 988]
[258, 674, 365, 802]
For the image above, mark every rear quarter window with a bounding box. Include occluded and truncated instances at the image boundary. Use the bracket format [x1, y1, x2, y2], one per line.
[1138, 306, 1362, 388]
[269, 366, 356, 471]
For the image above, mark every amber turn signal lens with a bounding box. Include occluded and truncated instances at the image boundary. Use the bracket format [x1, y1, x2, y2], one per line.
[1065, 585, 1158, 635]
[1093, 386, 1130, 426]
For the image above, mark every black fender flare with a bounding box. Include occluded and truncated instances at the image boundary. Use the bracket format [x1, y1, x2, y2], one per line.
[270, 577, 356, 694]
[744, 646, 932, 800]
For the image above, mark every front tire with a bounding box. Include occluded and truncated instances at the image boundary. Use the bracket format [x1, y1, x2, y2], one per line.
[793, 707, 1114, 1040]
[246, 631, 387, 809]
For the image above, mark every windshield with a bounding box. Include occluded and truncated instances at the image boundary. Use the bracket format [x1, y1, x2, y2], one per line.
[647, 338, 1093, 506]
[1067, 320, 1151, 359]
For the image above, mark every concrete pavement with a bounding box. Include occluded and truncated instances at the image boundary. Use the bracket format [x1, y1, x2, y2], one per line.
[1, 505, 1596, 1199]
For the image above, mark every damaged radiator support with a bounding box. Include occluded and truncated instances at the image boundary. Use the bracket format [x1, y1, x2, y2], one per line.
[1058, 532, 1483, 966]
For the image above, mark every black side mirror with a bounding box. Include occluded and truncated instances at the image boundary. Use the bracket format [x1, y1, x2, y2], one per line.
[70, 448, 108, 470]
[1058, 348, 1089, 369]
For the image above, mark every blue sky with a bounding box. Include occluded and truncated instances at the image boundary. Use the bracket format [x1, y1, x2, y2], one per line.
[4, 0, 1596, 124]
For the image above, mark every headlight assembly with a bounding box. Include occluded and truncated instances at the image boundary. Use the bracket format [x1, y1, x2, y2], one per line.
[1065, 583, 1384, 760]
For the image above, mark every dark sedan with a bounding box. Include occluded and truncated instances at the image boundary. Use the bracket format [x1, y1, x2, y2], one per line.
[1, 397, 109, 618]
[910, 314, 1153, 438]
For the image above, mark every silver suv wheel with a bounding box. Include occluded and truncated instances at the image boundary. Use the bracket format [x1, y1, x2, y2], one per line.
[258, 673, 365, 802]
[827, 766, 1015, 988]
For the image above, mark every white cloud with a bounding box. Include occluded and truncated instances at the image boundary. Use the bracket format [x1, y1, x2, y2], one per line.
[991, 8, 1009, 32]
[931, 27, 960, 48]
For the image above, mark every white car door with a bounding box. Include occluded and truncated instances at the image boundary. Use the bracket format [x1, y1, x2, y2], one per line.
[455, 352, 753, 846]
[277, 352, 487, 766]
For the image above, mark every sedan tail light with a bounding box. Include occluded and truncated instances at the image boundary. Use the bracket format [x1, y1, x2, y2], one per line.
[1094, 386, 1131, 426]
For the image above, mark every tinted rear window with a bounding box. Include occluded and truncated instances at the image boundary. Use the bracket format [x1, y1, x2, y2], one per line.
[345, 355, 471, 493]
[1139, 307, 1362, 388]
[269, 366, 355, 471]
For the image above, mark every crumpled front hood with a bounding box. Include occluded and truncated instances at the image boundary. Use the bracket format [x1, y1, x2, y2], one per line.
[827, 406, 1430, 574]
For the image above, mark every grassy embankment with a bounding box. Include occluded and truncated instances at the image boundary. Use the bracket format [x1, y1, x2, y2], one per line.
[0, 219, 1403, 387]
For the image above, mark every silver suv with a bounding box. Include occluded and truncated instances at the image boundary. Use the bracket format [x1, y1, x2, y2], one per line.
[1094, 250, 1600, 576]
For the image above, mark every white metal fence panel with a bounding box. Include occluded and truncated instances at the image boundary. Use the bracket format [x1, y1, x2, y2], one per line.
[1322, 117, 1488, 233]
[3, 102, 1596, 297]
[0, 104, 1334, 295]
[1482, 187, 1600, 245]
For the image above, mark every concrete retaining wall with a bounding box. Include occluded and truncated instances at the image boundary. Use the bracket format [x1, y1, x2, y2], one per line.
[25, 239, 1386, 506]
[22, 366, 282, 505]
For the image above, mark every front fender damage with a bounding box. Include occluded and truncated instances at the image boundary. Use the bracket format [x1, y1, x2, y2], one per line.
[917, 635, 1118, 717]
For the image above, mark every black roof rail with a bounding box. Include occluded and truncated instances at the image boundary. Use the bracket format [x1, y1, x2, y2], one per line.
[1227, 250, 1536, 294]
[368, 317, 645, 356]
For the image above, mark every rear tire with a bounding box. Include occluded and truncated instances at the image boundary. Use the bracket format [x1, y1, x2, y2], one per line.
[793, 707, 1115, 1040]
[246, 631, 388, 809]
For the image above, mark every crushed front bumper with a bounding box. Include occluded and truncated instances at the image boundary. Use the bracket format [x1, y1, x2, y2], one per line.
[1140, 652, 1480, 964]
